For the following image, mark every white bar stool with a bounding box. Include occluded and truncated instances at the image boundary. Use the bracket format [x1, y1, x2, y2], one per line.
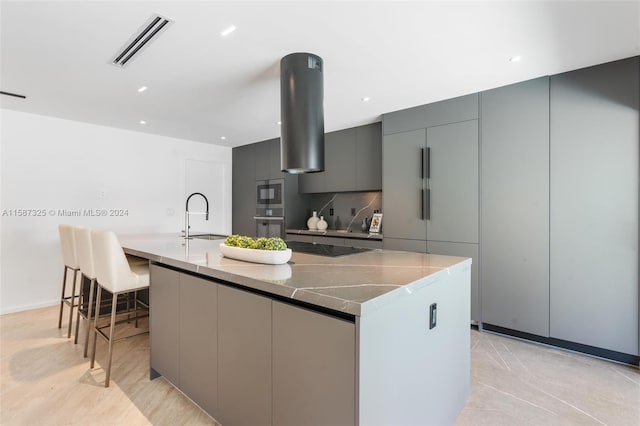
[89, 229, 149, 387]
[57, 224, 80, 338]
[73, 226, 98, 357]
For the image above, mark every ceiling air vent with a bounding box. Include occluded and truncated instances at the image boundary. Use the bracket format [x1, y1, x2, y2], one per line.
[111, 14, 172, 68]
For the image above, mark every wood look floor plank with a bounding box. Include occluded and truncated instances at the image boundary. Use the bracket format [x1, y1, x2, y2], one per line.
[1, 306, 219, 426]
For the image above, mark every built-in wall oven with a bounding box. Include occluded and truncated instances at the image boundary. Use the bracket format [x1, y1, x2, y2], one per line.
[254, 179, 285, 238]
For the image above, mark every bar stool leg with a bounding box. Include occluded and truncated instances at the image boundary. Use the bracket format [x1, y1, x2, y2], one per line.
[104, 292, 118, 388]
[67, 269, 78, 338]
[74, 274, 84, 344]
[90, 286, 102, 369]
[58, 266, 68, 329]
[134, 290, 139, 328]
[83, 278, 95, 358]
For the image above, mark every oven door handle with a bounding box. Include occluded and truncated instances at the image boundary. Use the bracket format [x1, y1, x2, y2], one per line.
[253, 216, 285, 221]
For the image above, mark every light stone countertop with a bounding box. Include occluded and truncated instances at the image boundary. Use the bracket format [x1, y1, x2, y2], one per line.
[119, 233, 471, 316]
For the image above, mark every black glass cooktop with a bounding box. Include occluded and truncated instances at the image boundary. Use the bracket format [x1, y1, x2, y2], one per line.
[285, 240, 371, 257]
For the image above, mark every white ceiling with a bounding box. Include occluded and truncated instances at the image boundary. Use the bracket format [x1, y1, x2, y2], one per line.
[1, 1, 638, 148]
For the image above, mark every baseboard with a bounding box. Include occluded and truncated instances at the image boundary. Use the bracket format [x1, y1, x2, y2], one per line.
[0, 299, 59, 315]
[482, 323, 640, 366]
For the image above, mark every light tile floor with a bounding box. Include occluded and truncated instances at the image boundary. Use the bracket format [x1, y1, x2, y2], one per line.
[1, 305, 638, 425]
[455, 329, 640, 425]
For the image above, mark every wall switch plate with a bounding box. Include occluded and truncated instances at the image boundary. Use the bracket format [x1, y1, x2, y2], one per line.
[329, 208, 334, 216]
[429, 303, 437, 329]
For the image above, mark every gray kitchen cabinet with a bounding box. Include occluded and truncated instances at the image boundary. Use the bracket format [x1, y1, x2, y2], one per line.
[480, 77, 550, 337]
[383, 93, 478, 135]
[232, 144, 256, 236]
[255, 138, 283, 181]
[272, 301, 356, 426]
[427, 241, 479, 325]
[549, 57, 639, 356]
[382, 99, 479, 322]
[426, 120, 478, 244]
[218, 285, 272, 426]
[356, 122, 382, 190]
[325, 128, 357, 191]
[382, 237, 427, 253]
[382, 129, 427, 241]
[298, 168, 325, 193]
[178, 274, 218, 416]
[149, 264, 179, 385]
[299, 123, 382, 193]
[382, 122, 478, 244]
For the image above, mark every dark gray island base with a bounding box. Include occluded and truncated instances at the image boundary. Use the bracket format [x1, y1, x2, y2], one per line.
[120, 233, 471, 426]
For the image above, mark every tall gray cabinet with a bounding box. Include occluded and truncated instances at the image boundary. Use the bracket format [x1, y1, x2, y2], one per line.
[480, 77, 550, 337]
[382, 94, 480, 321]
[549, 57, 639, 357]
[232, 144, 256, 236]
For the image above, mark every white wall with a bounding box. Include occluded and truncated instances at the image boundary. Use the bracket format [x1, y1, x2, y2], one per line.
[0, 109, 232, 314]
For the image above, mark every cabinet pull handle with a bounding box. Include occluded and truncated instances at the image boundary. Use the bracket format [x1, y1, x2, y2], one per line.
[420, 189, 425, 220]
[425, 189, 431, 220]
[426, 147, 431, 179]
[420, 148, 425, 179]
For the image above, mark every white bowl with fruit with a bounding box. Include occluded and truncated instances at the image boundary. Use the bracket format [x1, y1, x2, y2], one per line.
[220, 235, 292, 265]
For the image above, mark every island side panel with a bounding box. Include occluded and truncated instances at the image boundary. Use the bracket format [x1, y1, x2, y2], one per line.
[358, 263, 471, 425]
[149, 264, 180, 385]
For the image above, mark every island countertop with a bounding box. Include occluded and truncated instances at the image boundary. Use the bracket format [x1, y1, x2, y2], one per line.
[119, 233, 471, 317]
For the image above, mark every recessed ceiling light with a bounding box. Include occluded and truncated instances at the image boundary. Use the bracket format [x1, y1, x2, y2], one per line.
[509, 55, 522, 63]
[221, 25, 236, 37]
[277, 121, 282, 125]
[221, 136, 226, 140]
[361, 97, 371, 102]
[137, 86, 148, 92]
[139, 120, 146, 125]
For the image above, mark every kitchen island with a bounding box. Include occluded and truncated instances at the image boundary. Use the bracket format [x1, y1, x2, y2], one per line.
[120, 233, 471, 426]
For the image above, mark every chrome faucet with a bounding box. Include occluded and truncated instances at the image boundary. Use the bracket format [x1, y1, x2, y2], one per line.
[184, 192, 209, 239]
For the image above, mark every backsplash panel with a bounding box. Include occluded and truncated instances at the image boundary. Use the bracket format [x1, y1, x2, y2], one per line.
[301, 191, 382, 231]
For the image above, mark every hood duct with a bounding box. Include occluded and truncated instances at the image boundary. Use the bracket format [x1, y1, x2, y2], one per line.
[280, 52, 324, 174]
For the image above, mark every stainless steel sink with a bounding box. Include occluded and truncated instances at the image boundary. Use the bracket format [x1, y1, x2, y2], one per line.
[189, 234, 227, 240]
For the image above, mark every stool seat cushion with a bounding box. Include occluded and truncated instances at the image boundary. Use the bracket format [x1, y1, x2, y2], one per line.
[91, 230, 150, 293]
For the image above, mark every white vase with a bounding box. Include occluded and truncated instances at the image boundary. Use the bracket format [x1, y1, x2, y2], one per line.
[307, 211, 319, 230]
[317, 216, 328, 231]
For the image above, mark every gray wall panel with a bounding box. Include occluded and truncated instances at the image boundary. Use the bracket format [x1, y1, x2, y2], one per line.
[480, 77, 550, 337]
[550, 57, 639, 355]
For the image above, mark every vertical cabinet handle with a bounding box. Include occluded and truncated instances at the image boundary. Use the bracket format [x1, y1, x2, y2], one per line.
[420, 148, 425, 179]
[420, 189, 425, 220]
[425, 147, 431, 179]
[425, 189, 431, 220]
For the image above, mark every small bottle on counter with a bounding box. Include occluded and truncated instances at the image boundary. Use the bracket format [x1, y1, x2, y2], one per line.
[317, 216, 328, 231]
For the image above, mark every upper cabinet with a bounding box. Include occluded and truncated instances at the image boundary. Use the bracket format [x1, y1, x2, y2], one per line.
[355, 123, 383, 190]
[299, 122, 382, 193]
[255, 138, 283, 181]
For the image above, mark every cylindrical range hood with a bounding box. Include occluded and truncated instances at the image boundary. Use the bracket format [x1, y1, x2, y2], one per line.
[280, 52, 324, 174]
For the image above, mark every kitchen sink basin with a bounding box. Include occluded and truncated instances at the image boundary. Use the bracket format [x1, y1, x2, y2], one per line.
[189, 234, 227, 240]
